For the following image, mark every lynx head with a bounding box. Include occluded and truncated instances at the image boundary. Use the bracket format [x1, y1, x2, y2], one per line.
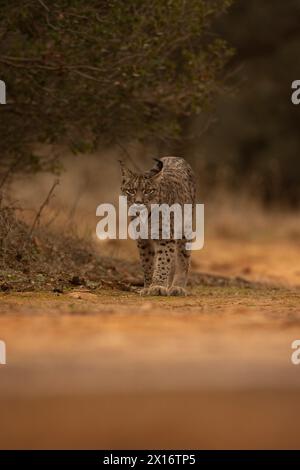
[119, 159, 163, 207]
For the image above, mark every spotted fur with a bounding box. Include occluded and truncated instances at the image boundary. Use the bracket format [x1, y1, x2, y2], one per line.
[120, 156, 196, 296]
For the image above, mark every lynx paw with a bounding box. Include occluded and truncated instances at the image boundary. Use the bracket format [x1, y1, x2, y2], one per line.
[168, 286, 188, 296]
[140, 287, 150, 296]
[143, 285, 169, 296]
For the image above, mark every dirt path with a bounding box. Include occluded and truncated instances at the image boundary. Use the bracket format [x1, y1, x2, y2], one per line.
[0, 238, 300, 448]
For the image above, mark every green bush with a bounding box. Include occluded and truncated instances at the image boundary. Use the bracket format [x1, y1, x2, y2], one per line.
[0, 0, 233, 170]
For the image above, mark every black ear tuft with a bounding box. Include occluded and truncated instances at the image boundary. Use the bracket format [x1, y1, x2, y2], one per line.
[145, 158, 163, 178]
[153, 158, 163, 172]
[119, 159, 133, 179]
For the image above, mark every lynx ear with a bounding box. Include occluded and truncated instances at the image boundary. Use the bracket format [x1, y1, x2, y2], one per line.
[145, 158, 163, 179]
[119, 160, 133, 180]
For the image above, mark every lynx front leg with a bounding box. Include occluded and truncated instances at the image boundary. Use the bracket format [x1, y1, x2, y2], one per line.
[168, 239, 191, 296]
[137, 239, 154, 293]
[144, 240, 174, 296]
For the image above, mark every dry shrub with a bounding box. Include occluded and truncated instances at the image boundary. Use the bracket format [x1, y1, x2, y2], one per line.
[0, 202, 142, 293]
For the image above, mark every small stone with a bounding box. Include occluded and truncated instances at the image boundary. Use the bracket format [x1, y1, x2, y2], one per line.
[53, 287, 63, 294]
[69, 275, 84, 286]
[1, 283, 11, 292]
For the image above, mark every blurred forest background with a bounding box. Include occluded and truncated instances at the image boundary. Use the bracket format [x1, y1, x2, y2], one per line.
[204, 0, 300, 207]
[0, 0, 300, 291]
[1, 0, 300, 206]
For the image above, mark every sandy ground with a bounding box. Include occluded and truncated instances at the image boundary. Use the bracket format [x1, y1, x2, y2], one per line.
[0, 236, 300, 449]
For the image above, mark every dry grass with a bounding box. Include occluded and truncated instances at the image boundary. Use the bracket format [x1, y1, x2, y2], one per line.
[0, 202, 144, 293]
[1, 193, 273, 294]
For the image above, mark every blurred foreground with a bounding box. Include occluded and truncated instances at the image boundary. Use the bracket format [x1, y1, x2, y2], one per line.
[0, 227, 299, 449]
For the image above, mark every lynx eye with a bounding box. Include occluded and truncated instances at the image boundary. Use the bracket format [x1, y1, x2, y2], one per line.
[125, 188, 135, 196]
[144, 188, 155, 196]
